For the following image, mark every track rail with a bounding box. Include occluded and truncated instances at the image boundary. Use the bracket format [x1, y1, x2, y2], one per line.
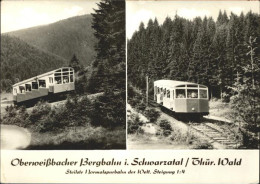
[148, 98, 239, 149]
[189, 121, 239, 148]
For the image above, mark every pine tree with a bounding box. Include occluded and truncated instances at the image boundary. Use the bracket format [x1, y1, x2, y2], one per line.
[69, 54, 82, 72]
[212, 23, 228, 100]
[91, 0, 125, 92]
[230, 36, 260, 148]
[89, 0, 126, 128]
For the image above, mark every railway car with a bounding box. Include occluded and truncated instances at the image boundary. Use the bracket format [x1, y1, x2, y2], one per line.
[13, 67, 75, 106]
[154, 80, 209, 117]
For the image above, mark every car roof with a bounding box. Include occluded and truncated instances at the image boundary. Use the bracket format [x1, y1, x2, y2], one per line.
[154, 80, 206, 88]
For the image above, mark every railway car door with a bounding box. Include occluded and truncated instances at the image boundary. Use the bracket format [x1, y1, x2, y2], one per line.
[157, 87, 163, 104]
[170, 89, 175, 111]
[163, 89, 172, 109]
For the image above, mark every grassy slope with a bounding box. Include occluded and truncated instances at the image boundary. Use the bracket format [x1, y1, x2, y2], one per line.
[127, 104, 210, 149]
[209, 100, 233, 120]
[7, 14, 97, 67]
[28, 126, 126, 150]
[1, 92, 126, 150]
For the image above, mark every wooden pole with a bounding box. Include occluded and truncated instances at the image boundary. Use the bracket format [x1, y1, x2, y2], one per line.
[146, 75, 149, 106]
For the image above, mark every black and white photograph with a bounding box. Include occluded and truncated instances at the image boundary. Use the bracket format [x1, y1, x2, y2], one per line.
[1, 0, 126, 150]
[127, 1, 259, 150]
[0, 0, 259, 183]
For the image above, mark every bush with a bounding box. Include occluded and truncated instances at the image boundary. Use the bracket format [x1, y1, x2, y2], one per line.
[163, 130, 172, 136]
[29, 101, 51, 124]
[2, 92, 125, 135]
[34, 95, 93, 132]
[159, 120, 172, 131]
[158, 120, 172, 137]
[29, 126, 126, 150]
[194, 141, 213, 149]
[238, 129, 259, 149]
[2, 105, 30, 127]
[144, 108, 161, 123]
[88, 91, 126, 128]
[135, 101, 146, 112]
[128, 114, 144, 134]
[169, 130, 187, 142]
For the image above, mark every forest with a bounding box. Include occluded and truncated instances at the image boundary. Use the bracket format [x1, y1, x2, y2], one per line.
[128, 11, 259, 101]
[128, 10, 259, 147]
[7, 15, 97, 67]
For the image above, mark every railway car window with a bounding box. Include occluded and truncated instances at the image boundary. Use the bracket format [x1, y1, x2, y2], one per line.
[199, 85, 207, 88]
[55, 76, 62, 84]
[62, 68, 69, 72]
[25, 84, 32, 91]
[163, 88, 166, 97]
[157, 87, 160, 93]
[56, 69, 61, 72]
[70, 75, 73, 82]
[176, 85, 185, 87]
[199, 89, 208, 98]
[63, 76, 69, 83]
[39, 80, 46, 88]
[167, 90, 170, 98]
[32, 82, 38, 89]
[49, 77, 53, 84]
[176, 89, 186, 98]
[187, 89, 198, 98]
[19, 86, 25, 93]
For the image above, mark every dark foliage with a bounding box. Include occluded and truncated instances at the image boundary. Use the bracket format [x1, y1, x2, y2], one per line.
[69, 54, 83, 73]
[159, 120, 173, 137]
[88, 91, 126, 128]
[127, 114, 144, 134]
[144, 108, 161, 123]
[128, 11, 260, 101]
[2, 105, 30, 127]
[89, 0, 125, 93]
[87, 0, 126, 129]
[0, 35, 66, 91]
[128, 11, 260, 146]
[159, 120, 172, 131]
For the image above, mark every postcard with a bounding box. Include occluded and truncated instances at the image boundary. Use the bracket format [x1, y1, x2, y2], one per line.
[1, 0, 259, 183]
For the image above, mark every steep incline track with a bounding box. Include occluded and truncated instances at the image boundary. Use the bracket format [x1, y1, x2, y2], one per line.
[148, 98, 239, 149]
[189, 122, 239, 149]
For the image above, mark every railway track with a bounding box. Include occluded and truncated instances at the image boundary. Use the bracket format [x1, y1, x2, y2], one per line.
[147, 98, 240, 149]
[189, 121, 239, 149]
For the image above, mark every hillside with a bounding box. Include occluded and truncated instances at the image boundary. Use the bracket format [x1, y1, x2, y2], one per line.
[1, 34, 67, 91]
[6, 14, 97, 66]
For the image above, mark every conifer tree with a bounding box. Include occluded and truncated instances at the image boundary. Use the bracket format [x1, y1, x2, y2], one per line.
[91, 0, 125, 92]
[69, 54, 82, 72]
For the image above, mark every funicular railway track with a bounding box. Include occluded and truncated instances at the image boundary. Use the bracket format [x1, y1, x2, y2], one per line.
[147, 97, 239, 149]
[188, 120, 239, 149]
